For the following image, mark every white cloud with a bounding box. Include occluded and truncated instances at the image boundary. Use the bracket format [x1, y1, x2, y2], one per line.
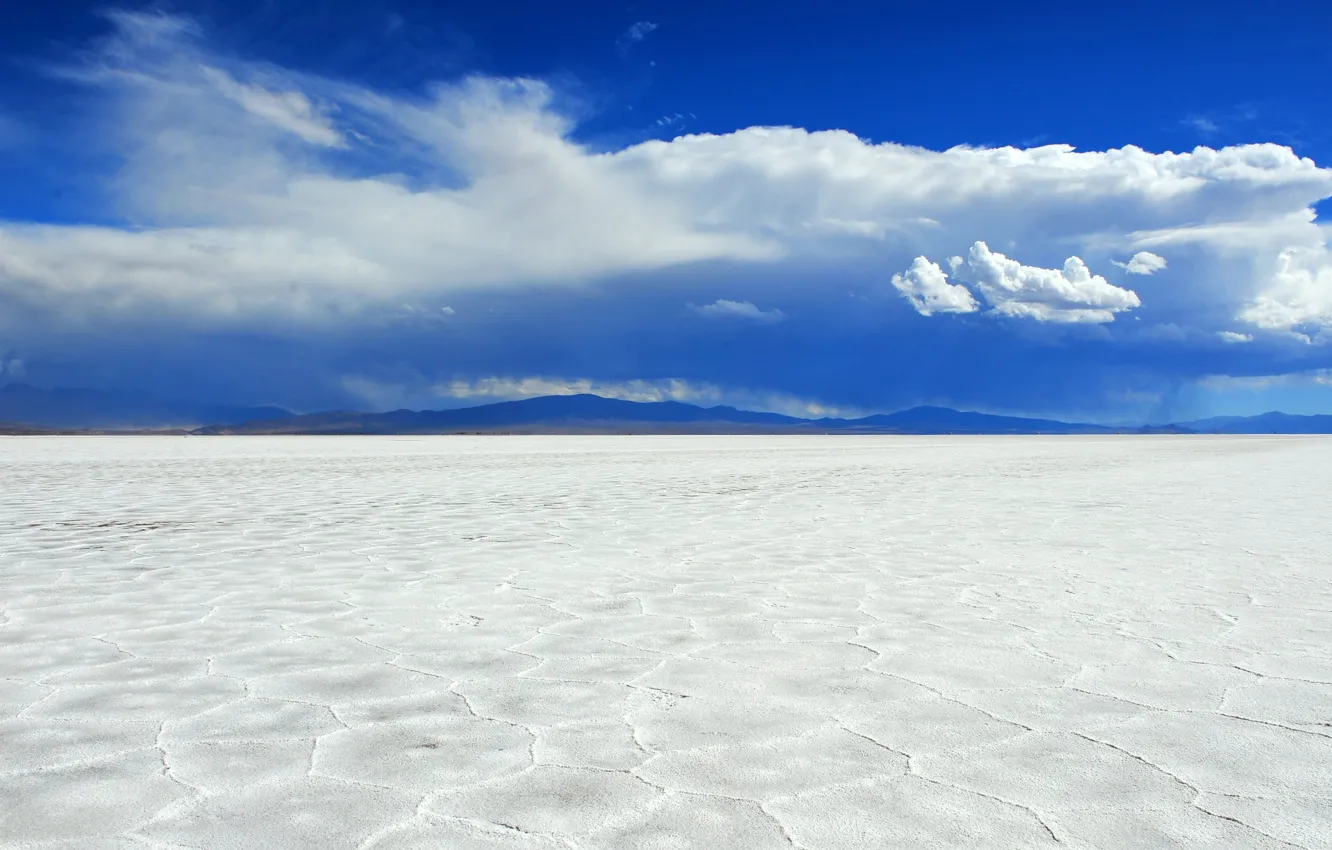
[1237, 245, 1332, 341]
[1123, 214, 1332, 339]
[1, 10, 1332, 344]
[343, 374, 861, 418]
[689, 299, 786, 323]
[1112, 251, 1168, 275]
[891, 257, 980, 316]
[895, 242, 1140, 323]
[202, 67, 345, 147]
[965, 242, 1141, 323]
[654, 112, 694, 131]
[1217, 331, 1253, 343]
[442, 376, 702, 404]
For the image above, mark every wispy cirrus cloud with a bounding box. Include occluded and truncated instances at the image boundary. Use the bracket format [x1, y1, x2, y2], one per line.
[616, 21, 658, 55]
[1183, 115, 1220, 136]
[202, 66, 345, 147]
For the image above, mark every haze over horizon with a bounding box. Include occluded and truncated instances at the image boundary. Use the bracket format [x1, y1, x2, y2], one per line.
[2, 0, 1332, 421]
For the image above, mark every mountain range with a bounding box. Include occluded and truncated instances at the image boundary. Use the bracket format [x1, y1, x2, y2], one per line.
[192, 396, 1148, 435]
[0, 383, 290, 431]
[3, 383, 1331, 435]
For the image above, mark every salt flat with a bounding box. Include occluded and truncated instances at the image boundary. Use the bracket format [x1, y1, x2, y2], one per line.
[2, 435, 1331, 849]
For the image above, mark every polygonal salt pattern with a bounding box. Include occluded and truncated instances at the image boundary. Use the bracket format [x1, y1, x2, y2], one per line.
[2, 434, 1331, 848]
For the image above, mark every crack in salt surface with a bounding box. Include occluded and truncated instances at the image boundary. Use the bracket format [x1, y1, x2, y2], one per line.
[1067, 685, 1332, 740]
[828, 724, 1066, 845]
[1073, 732, 1311, 849]
[3, 435, 1331, 849]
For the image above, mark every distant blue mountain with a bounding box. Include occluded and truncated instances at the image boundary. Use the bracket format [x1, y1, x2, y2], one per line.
[195, 394, 1129, 435]
[6, 386, 1330, 435]
[821, 405, 1110, 434]
[1176, 412, 1332, 434]
[0, 383, 290, 430]
[195, 394, 808, 434]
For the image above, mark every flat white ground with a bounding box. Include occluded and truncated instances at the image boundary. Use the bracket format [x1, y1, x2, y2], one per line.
[2, 436, 1331, 849]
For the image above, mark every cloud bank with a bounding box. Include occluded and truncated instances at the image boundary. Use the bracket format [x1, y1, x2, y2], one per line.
[2, 13, 1328, 329]
[1, 10, 1331, 416]
[343, 375, 858, 419]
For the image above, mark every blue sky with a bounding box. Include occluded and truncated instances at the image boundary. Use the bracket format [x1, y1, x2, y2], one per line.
[2, 0, 1331, 420]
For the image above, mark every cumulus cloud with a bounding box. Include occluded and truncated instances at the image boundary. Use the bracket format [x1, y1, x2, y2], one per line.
[891, 257, 980, 316]
[965, 242, 1141, 323]
[689, 299, 786, 323]
[1237, 246, 1332, 341]
[893, 242, 1141, 323]
[1217, 331, 1254, 343]
[343, 375, 860, 418]
[1112, 251, 1168, 275]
